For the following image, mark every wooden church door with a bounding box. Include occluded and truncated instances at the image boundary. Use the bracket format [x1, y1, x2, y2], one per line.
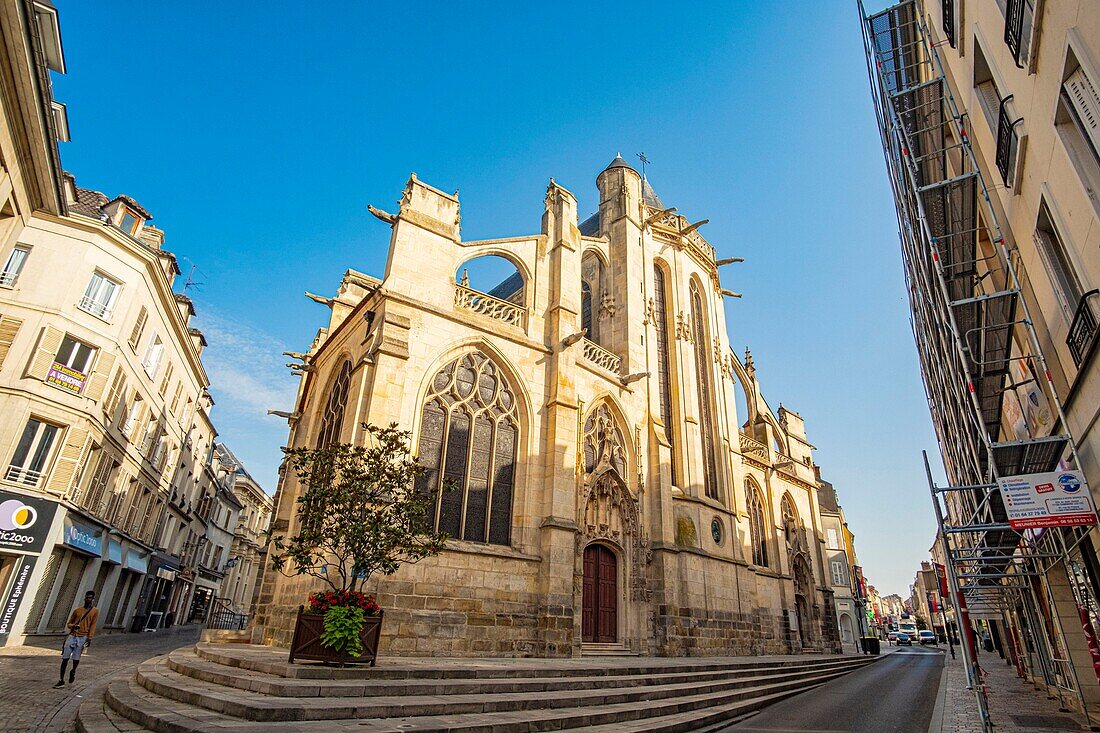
[582, 544, 618, 643]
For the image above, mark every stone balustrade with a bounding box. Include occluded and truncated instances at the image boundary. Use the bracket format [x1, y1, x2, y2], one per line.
[582, 338, 622, 374]
[454, 283, 526, 329]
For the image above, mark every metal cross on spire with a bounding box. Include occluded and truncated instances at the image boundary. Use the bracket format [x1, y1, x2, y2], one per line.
[636, 152, 650, 179]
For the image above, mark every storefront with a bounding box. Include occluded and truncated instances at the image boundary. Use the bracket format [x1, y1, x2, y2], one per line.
[0, 489, 59, 646]
[135, 553, 180, 630]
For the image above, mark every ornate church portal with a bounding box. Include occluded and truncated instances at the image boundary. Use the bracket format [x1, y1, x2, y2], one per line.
[582, 544, 617, 643]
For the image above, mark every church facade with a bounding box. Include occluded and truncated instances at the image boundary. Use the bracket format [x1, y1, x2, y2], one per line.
[254, 158, 843, 657]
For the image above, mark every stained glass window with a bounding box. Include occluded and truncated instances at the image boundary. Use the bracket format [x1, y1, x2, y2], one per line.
[748, 483, 768, 567]
[581, 252, 605, 345]
[653, 264, 677, 484]
[316, 360, 352, 448]
[416, 352, 519, 545]
[690, 283, 720, 501]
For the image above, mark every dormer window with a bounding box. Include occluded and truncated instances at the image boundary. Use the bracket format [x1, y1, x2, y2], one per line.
[119, 210, 140, 236]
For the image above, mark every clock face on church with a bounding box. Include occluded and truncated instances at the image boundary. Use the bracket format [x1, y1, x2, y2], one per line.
[711, 518, 723, 545]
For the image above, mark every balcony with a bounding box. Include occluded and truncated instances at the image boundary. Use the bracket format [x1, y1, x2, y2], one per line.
[1067, 289, 1100, 368]
[77, 295, 112, 320]
[453, 283, 525, 329]
[580, 338, 621, 374]
[1004, 0, 1035, 68]
[0, 272, 17, 288]
[4, 465, 43, 486]
[995, 96, 1023, 188]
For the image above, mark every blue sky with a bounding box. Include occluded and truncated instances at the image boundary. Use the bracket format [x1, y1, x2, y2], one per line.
[51, 1, 939, 597]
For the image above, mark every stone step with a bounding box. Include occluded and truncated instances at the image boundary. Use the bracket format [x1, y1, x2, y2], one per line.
[103, 665, 858, 732]
[194, 641, 867, 680]
[166, 646, 869, 698]
[581, 642, 639, 656]
[137, 655, 871, 722]
[76, 693, 146, 733]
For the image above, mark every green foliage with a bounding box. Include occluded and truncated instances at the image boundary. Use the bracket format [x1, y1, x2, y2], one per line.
[320, 604, 364, 657]
[269, 423, 449, 594]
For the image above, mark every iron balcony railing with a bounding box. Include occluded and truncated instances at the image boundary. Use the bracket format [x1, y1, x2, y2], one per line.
[1004, 0, 1034, 68]
[0, 272, 17, 288]
[206, 596, 248, 630]
[1067, 289, 1099, 367]
[995, 96, 1023, 187]
[77, 295, 112, 319]
[942, 0, 955, 48]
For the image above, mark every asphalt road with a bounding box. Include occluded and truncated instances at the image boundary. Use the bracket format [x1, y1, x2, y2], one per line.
[722, 646, 945, 733]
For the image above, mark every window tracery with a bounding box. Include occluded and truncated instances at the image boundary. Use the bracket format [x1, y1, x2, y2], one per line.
[652, 264, 678, 483]
[690, 283, 720, 501]
[781, 494, 798, 545]
[747, 484, 768, 567]
[416, 352, 518, 546]
[316, 360, 352, 448]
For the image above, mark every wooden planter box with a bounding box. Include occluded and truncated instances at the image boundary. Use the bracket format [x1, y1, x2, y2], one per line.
[288, 605, 384, 666]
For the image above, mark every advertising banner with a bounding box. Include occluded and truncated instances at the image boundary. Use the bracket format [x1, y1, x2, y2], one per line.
[0, 555, 36, 643]
[62, 515, 103, 556]
[46, 362, 87, 394]
[999, 470, 1097, 530]
[0, 490, 58, 554]
[935, 563, 949, 597]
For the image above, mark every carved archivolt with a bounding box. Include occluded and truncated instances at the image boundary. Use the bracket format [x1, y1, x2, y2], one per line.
[578, 403, 651, 602]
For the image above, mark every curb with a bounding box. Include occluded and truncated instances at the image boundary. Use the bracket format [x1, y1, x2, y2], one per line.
[927, 657, 950, 733]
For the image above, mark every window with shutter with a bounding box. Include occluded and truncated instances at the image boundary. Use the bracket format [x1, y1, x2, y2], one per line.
[128, 307, 148, 350]
[84, 350, 116, 402]
[45, 425, 90, 496]
[105, 371, 127, 421]
[142, 333, 164, 379]
[159, 361, 174, 396]
[25, 325, 64, 381]
[170, 381, 183, 415]
[1064, 67, 1100, 156]
[0, 313, 23, 370]
[1034, 202, 1084, 323]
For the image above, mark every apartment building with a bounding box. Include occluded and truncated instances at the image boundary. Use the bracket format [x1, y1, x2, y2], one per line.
[864, 0, 1100, 710]
[214, 443, 272, 615]
[817, 477, 862, 652]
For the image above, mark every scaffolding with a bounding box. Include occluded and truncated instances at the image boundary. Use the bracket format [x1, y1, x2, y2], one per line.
[860, 2, 1100, 730]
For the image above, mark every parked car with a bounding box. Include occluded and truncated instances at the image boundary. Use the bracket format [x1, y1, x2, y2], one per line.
[896, 632, 912, 646]
[887, 631, 898, 643]
[918, 630, 937, 645]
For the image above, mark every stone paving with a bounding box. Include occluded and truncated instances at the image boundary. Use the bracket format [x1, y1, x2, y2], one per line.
[932, 648, 1098, 733]
[0, 626, 201, 733]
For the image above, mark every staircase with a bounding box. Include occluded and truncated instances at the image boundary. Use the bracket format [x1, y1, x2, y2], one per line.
[76, 642, 880, 732]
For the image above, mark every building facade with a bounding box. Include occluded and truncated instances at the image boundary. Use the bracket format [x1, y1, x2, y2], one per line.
[864, 0, 1100, 708]
[214, 443, 271, 615]
[254, 159, 844, 658]
[818, 478, 861, 653]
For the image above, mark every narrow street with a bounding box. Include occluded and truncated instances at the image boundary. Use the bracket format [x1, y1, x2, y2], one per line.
[0, 627, 200, 733]
[723, 647, 944, 733]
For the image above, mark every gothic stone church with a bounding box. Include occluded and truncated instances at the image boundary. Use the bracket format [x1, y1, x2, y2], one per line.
[254, 157, 843, 657]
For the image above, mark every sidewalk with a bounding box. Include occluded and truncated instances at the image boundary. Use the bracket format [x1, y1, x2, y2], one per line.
[929, 648, 1097, 733]
[0, 625, 201, 733]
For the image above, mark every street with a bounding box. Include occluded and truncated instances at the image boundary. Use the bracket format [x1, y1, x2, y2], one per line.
[0, 627, 200, 733]
[723, 647, 944, 733]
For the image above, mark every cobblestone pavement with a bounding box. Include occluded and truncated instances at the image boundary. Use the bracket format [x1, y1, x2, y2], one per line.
[933, 648, 1098, 732]
[0, 626, 200, 733]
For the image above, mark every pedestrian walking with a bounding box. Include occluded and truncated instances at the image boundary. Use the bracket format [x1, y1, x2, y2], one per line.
[53, 590, 98, 689]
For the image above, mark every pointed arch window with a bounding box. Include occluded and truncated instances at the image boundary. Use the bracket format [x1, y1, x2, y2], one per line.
[316, 360, 352, 448]
[690, 282, 720, 501]
[581, 252, 606, 346]
[653, 264, 678, 484]
[747, 483, 768, 567]
[416, 352, 519, 546]
[781, 494, 798, 545]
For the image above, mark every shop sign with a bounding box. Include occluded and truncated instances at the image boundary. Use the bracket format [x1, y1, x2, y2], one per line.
[999, 470, 1097, 530]
[62, 516, 103, 556]
[178, 567, 195, 581]
[46, 362, 87, 394]
[0, 556, 36, 643]
[125, 549, 149, 573]
[107, 539, 124, 564]
[156, 565, 177, 581]
[0, 490, 57, 554]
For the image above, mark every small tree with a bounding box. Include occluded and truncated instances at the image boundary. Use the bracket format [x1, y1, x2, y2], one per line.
[269, 423, 448, 655]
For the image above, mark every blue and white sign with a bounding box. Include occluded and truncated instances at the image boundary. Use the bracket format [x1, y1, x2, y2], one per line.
[62, 516, 103, 556]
